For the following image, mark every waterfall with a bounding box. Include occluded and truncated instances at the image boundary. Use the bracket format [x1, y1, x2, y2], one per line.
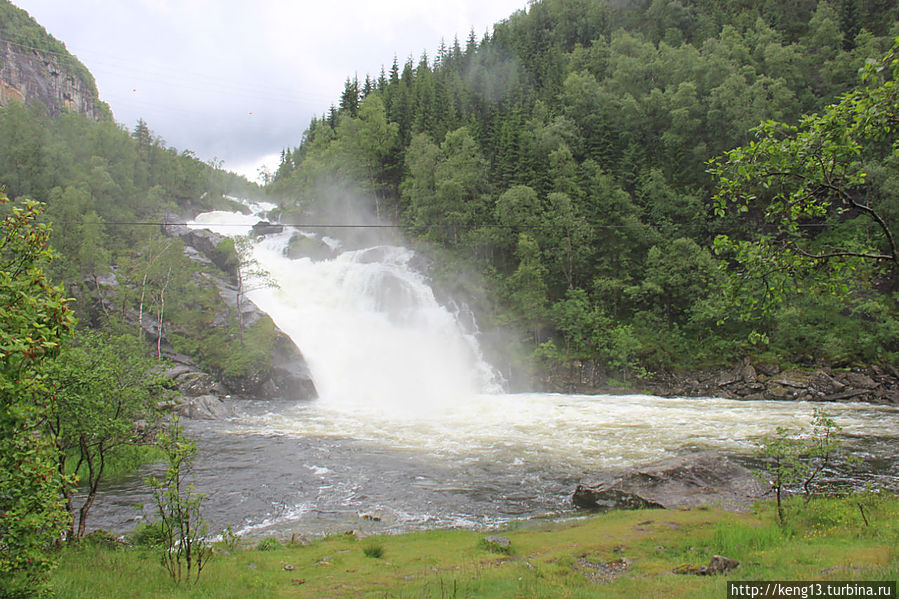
[189, 205, 504, 410]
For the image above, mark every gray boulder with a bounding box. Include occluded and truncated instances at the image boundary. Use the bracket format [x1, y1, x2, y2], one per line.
[176, 395, 235, 420]
[573, 453, 764, 512]
[286, 232, 336, 261]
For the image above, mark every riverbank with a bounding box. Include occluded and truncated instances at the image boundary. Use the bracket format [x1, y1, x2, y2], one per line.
[51, 494, 898, 598]
[544, 358, 899, 405]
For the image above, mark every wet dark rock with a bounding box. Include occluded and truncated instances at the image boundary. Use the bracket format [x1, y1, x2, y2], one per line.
[222, 331, 317, 400]
[286, 232, 336, 261]
[251, 221, 284, 236]
[573, 485, 665, 510]
[573, 453, 764, 512]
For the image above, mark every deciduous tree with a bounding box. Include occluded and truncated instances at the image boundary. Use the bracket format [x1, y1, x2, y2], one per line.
[0, 195, 75, 596]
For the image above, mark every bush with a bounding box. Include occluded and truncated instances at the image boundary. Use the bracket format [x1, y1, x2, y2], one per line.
[362, 542, 384, 559]
[130, 521, 168, 548]
[255, 537, 282, 551]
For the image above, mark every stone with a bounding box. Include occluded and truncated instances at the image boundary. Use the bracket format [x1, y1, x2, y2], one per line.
[251, 221, 284, 236]
[176, 395, 235, 420]
[844, 372, 878, 390]
[674, 555, 740, 575]
[573, 485, 665, 510]
[286, 232, 336, 261]
[482, 535, 511, 553]
[175, 371, 223, 397]
[770, 372, 810, 389]
[576, 557, 630, 582]
[573, 453, 764, 512]
[765, 384, 797, 401]
[738, 359, 757, 384]
[809, 371, 845, 395]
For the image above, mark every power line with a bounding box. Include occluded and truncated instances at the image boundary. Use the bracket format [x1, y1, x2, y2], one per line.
[38, 220, 881, 230]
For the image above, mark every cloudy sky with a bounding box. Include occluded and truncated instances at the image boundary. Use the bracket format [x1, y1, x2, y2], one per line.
[13, 0, 529, 180]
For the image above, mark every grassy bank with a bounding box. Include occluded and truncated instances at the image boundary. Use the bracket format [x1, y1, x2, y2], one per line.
[52, 495, 897, 598]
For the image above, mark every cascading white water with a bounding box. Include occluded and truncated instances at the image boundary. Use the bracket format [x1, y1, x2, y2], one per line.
[189, 206, 503, 416]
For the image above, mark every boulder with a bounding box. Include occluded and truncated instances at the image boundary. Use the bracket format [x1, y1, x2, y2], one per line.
[843, 372, 878, 390]
[808, 371, 845, 396]
[482, 535, 511, 553]
[176, 395, 235, 420]
[175, 371, 224, 397]
[673, 555, 740, 575]
[221, 330, 317, 400]
[573, 453, 764, 512]
[251, 221, 284, 237]
[286, 232, 336, 261]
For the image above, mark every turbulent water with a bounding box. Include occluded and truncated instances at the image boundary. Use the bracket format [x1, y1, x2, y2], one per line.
[86, 202, 899, 538]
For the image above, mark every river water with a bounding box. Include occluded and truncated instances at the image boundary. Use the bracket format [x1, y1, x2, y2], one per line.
[86, 203, 899, 538]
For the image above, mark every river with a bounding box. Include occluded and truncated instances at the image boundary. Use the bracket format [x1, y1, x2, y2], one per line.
[85, 202, 899, 539]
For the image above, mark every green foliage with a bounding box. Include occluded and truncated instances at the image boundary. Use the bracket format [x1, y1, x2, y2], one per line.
[130, 521, 168, 549]
[67, 444, 165, 484]
[709, 40, 899, 319]
[268, 0, 899, 376]
[754, 409, 856, 524]
[362, 542, 385, 559]
[0, 195, 75, 597]
[146, 421, 212, 585]
[44, 329, 168, 541]
[254, 537, 282, 552]
[221, 525, 241, 552]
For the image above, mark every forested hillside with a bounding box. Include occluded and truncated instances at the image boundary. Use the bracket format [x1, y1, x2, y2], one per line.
[270, 0, 899, 381]
[0, 0, 286, 383]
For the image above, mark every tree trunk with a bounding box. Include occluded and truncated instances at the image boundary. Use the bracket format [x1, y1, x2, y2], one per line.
[156, 267, 172, 359]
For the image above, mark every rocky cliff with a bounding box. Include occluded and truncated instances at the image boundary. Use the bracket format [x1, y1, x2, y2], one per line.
[0, 1, 105, 120]
[0, 40, 103, 119]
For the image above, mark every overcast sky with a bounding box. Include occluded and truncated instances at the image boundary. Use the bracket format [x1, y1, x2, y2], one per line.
[12, 0, 529, 180]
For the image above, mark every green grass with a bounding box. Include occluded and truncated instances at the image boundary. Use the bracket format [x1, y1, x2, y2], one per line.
[67, 444, 164, 484]
[50, 494, 899, 598]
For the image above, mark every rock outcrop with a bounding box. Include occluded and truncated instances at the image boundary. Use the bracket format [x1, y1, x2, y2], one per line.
[162, 223, 237, 280]
[285, 231, 337, 261]
[545, 357, 899, 405]
[88, 225, 317, 416]
[159, 223, 317, 404]
[251, 221, 284, 237]
[0, 39, 103, 119]
[643, 358, 899, 405]
[572, 453, 764, 512]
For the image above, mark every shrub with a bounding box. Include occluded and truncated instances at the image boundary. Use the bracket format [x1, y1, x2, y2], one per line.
[130, 521, 168, 548]
[362, 542, 384, 559]
[255, 537, 282, 551]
